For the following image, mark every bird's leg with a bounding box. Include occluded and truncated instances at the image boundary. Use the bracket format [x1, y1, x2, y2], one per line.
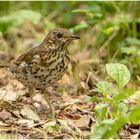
[27, 87, 37, 111]
[41, 89, 55, 119]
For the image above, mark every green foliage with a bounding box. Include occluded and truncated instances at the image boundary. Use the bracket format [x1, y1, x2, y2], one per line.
[72, 4, 104, 25]
[91, 63, 137, 138]
[91, 119, 115, 139]
[0, 9, 41, 33]
[94, 103, 107, 122]
[129, 105, 140, 124]
[119, 46, 137, 55]
[126, 37, 140, 46]
[94, 81, 112, 95]
[106, 63, 130, 89]
[91, 116, 126, 139]
[103, 26, 118, 35]
[113, 87, 135, 103]
[70, 1, 140, 77]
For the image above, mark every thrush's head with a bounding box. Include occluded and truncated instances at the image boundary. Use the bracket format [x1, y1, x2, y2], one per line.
[43, 28, 80, 49]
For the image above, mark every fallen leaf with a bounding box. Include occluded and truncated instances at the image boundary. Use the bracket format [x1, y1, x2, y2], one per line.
[33, 93, 47, 105]
[57, 119, 72, 133]
[72, 115, 90, 129]
[0, 90, 17, 101]
[20, 106, 40, 121]
[15, 119, 34, 127]
[60, 111, 81, 120]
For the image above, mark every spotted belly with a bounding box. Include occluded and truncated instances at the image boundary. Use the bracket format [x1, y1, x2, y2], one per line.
[13, 58, 69, 89]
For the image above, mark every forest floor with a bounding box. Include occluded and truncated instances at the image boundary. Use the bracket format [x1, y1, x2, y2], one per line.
[0, 71, 138, 139]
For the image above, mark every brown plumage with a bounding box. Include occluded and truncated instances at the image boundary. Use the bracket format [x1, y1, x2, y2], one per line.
[1, 28, 80, 118]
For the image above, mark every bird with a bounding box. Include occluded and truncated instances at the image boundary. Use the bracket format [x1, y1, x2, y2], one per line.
[0, 28, 80, 119]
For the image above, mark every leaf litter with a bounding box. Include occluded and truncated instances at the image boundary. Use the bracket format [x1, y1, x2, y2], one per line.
[0, 74, 95, 139]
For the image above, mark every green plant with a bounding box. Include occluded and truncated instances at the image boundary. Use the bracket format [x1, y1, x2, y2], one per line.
[106, 63, 130, 90]
[90, 63, 140, 139]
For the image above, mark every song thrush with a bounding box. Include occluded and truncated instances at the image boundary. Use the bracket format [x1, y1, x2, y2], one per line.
[0, 28, 80, 118]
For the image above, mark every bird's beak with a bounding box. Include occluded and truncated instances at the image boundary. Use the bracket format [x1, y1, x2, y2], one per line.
[66, 35, 80, 40]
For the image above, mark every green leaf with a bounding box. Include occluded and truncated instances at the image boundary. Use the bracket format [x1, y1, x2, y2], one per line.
[113, 87, 135, 102]
[72, 6, 101, 14]
[126, 37, 140, 46]
[91, 119, 114, 139]
[106, 63, 130, 89]
[129, 105, 140, 124]
[111, 116, 127, 134]
[89, 96, 99, 102]
[103, 26, 117, 35]
[119, 46, 137, 55]
[72, 9, 90, 13]
[118, 102, 128, 115]
[95, 103, 107, 121]
[94, 81, 112, 95]
[91, 117, 126, 139]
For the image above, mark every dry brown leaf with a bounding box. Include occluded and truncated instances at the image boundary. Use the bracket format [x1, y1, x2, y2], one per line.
[61, 111, 81, 120]
[71, 115, 90, 129]
[57, 118, 73, 133]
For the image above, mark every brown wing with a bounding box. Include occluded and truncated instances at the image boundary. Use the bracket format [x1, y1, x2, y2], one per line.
[13, 45, 41, 65]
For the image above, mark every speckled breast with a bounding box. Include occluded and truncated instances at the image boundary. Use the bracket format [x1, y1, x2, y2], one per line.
[13, 50, 70, 89]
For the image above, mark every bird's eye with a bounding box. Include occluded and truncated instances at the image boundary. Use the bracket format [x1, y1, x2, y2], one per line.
[56, 32, 63, 38]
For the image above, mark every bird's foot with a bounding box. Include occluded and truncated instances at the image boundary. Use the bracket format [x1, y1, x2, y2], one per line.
[43, 95, 56, 120]
[40, 89, 56, 120]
